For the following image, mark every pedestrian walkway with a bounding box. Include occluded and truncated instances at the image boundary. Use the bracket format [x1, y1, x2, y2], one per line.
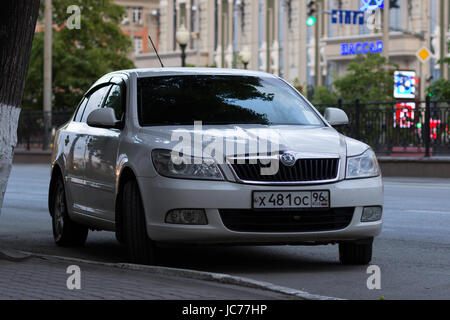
[0, 256, 297, 300]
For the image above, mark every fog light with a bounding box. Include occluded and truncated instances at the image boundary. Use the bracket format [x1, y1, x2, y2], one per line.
[165, 209, 208, 225]
[361, 206, 382, 222]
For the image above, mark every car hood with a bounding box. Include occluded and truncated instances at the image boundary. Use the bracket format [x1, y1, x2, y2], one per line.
[138, 124, 350, 158]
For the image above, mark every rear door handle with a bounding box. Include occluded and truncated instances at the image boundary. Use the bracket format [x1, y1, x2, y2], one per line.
[64, 136, 70, 146]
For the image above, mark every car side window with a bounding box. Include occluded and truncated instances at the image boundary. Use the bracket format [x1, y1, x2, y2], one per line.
[80, 85, 111, 123]
[103, 84, 124, 121]
[73, 98, 88, 122]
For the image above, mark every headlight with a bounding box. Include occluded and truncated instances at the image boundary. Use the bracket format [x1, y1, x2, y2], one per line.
[346, 149, 380, 179]
[152, 149, 224, 181]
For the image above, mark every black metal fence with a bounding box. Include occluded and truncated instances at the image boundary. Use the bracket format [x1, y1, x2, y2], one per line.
[16, 98, 450, 156]
[17, 110, 73, 150]
[315, 97, 450, 156]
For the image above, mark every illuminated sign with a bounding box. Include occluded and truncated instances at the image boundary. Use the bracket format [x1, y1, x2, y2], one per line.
[331, 10, 365, 25]
[394, 103, 415, 128]
[394, 71, 418, 99]
[340, 41, 383, 56]
[394, 103, 444, 140]
[360, 0, 384, 12]
[430, 119, 442, 140]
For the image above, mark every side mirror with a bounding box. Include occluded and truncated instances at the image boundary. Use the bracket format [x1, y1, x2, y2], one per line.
[86, 108, 119, 129]
[324, 108, 349, 126]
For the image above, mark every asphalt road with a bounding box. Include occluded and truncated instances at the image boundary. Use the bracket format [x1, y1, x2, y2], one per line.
[1, 164, 449, 300]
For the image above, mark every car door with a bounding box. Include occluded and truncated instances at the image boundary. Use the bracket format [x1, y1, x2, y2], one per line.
[65, 84, 111, 215]
[83, 78, 126, 221]
[64, 97, 90, 213]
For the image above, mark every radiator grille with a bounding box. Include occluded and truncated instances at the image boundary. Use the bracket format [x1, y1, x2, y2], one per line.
[230, 158, 339, 183]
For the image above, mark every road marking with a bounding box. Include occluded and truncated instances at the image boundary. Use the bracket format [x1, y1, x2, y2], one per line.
[406, 209, 450, 215]
[384, 183, 450, 190]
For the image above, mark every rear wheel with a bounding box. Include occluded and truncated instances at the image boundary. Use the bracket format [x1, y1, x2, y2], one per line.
[123, 179, 156, 265]
[339, 239, 373, 265]
[51, 177, 88, 246]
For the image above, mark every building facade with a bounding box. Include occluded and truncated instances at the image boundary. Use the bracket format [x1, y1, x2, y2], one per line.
[116, 0, 160, 55]
[321, 0, 450, 98]
[119, 0, 450, 95]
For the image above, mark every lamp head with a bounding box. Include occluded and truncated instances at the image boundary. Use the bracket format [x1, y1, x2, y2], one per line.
[176, 24, 190, 46]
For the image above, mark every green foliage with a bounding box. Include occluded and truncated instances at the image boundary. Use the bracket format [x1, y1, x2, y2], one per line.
[426, 78, 450, 100]
[332, 53, 398, 103]
[308, 53, 398, 105]
[311, 86, 338, 105]
[23, 0, 135, 111]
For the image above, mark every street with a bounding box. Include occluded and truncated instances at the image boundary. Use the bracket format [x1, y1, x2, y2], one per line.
[1, 164, 449, 300]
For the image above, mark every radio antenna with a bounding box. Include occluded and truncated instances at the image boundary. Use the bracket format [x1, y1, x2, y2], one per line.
[148, 35, 164, 68]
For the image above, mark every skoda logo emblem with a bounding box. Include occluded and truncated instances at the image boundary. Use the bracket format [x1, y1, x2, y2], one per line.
[280, 152, 296, 167]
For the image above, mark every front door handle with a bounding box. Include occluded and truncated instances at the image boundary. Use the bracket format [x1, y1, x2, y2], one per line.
[64, 136, 70, 146]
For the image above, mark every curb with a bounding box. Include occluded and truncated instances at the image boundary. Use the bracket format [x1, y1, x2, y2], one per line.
[378, 157, 450, 178]
[378, 156, 450, 163]
[0, 249, 32, 262]
[11, 250, 342, 300]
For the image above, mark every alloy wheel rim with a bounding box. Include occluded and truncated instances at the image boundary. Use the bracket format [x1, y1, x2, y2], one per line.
[54, 185, 65, 240]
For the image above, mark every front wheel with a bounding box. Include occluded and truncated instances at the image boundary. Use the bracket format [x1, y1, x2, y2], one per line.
[51, 177, 88, 246]
[339, 239, 373, 265]
[123, 179, 156, 265]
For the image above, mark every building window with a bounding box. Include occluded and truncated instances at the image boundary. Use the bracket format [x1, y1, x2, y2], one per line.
[390, 2, 401, 30]
[173, 2, 177, 51]
[214, 0, 218, 51]
[191, 4, 196, 49]
[134, 36, 143, 55]
[122, 6, 131, 25]
[132, 7, 143, 25]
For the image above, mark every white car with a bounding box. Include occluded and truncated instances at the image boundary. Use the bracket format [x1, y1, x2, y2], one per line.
[49, 68, 383, 265]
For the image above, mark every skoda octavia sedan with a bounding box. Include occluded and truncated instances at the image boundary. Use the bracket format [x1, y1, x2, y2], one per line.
[49, 68, 383, 265]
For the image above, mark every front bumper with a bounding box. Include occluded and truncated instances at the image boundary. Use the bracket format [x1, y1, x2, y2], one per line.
[137, 175, 383, 244]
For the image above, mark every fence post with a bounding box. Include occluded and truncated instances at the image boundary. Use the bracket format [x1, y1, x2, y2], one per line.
[43, 110, 52, 151]
[355, 98, 360, 140]
[424, 96, 431, 158]
[338, 98, 343, 110]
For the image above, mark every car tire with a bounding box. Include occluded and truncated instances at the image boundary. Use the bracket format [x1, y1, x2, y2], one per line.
[115, 230, 125, 245]
[339, 239, 373, 265]
[51, 177, 88, 247]
[123, 179, 156, 265]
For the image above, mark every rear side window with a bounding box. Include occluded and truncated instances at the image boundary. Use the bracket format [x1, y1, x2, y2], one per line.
[80, 85, 111, 122]
[103, 84, 124, 121]
[73, 98, 88, 122]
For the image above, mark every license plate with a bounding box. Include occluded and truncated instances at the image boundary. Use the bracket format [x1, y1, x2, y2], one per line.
[252, 191, 330, 209]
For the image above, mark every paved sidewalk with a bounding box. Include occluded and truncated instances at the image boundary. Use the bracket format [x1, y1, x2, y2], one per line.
[0, 256, 297, 300]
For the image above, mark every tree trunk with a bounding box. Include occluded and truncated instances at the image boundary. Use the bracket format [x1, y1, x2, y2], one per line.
[0, 0, 40, 214]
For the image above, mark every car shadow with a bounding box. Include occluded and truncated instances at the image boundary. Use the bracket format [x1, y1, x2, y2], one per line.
[1, 229, 369, 275]
[58, 234, 369, 274]
[153, 244, 359, 274]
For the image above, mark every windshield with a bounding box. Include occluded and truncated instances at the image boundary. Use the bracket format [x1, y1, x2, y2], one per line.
[137, 75, 324, 126]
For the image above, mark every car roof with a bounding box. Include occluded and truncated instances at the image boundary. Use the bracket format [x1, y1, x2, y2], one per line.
[87, 68, 283, 96]
[108, 67, 279, 79]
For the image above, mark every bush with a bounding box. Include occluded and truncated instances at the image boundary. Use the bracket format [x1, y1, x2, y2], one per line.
[311, 86, 338, 105]
[333, 53, 398, 103]
[426, 78, 450, 100]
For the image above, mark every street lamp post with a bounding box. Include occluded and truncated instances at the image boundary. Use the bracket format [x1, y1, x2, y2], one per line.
[240, 46, 251, 69]
[176, 24, 190, 67]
